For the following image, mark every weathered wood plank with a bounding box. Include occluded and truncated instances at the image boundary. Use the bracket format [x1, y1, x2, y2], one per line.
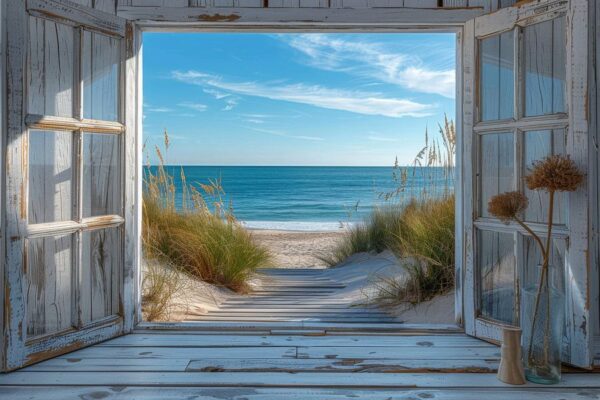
[1, 387, 599, 400]
[188, 317, 401, 323]
[0, 372, 597, 387]
[28, 0, 126, 37]
[296, 345, 500, 360]
[51, 346, 297, 359]
[137, 321, 457, 331]
[185, 357, 499, 373]
[5, 0, 33, 370]
[564, 0, 592, 367]
[123, 20, 142, 333]
[97, 333, 491, 347]
[116, 6, 484, 25]
[23, 357, 191, 372]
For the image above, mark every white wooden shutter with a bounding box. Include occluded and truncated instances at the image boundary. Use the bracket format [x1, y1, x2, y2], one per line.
[461, 0, 593, 368]
[3, 0, 140, 371]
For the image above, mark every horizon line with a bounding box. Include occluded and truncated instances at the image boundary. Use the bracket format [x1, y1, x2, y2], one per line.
[145, 164, 444, 168]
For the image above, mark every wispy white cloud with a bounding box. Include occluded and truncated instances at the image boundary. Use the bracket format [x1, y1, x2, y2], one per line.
[244, 118, 264, 124]
[203, 88, 230, 99]
[284, 35, 455, 99]
[250, 127, 324, 141]
[202, 87, 239, 110]
[178, 102, 207, 112]
[172, 70, 434, 118]
[368, 134, 399, 142]
[144, 103, 173, 113]
[223, 97, 239, 111]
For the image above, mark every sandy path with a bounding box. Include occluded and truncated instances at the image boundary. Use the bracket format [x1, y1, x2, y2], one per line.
[250, 229, 345, 269]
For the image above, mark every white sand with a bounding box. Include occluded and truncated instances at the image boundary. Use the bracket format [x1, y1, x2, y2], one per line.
[250, 229, 345, 268]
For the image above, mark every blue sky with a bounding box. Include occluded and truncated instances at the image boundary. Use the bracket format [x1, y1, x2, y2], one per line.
[143, 33, 456, 166]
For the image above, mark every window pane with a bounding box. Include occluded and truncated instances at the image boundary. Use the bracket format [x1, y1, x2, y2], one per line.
[27, 234, 74, 338]
[480, 132, 514, 217]
[82, 133, 122, 217]
[478, 230, 516, 325]
[29, 130, 74, 224]
[81, 228, 122, 324]
[480, 31, 514, 121]
[83, 31, 120, 121]
[523, 129, 567, 224]
[28, 17, 75, 117]
[524, 18, 566, 117]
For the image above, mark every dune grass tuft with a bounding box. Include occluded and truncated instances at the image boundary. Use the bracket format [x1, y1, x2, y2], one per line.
[380, 195, 455, 305]
[142, 261, 187, 322]
[326, 117, 456, 305]
[320, 206, 404, 266]
[143, 131, 272, 293]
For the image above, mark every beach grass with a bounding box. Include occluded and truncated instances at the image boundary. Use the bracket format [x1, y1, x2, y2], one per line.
[319, 206, 404, 266]
[142, 261, 187, 321]
[142, 132, 272, 294]
[380, 195, 455, 305]
[327, 116, 456, 305]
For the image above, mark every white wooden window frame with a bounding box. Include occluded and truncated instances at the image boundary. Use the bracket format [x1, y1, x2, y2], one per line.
[129, 24, 470, 333]
[2, 0, 139, 371]
[462, 0, 593, 368]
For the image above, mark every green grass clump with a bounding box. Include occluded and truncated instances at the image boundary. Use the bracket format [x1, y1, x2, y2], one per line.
[143, 132, 272, 293]
[382, 195, 455, 305]
[320, 206, 404, 266]
[326, 117, 456, 305]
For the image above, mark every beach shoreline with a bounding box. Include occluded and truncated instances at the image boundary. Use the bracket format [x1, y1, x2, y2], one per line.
[249, 228, 346, 269]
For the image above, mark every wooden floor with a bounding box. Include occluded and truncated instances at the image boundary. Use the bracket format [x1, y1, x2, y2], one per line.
[187, 268, 401, 323]
[1, 329, 599, 399]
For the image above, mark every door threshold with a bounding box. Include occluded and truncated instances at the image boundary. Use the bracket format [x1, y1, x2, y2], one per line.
[135, 321, 462, 335]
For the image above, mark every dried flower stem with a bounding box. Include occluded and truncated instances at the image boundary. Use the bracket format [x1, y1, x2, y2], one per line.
[526, 190, 555, 366]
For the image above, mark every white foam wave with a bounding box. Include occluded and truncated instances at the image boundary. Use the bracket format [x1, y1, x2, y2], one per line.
[241, 220, 354, 232]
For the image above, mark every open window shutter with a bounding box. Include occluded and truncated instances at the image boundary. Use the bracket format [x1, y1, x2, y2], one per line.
[461, 0, 593, 368]
[3, 0, 139, 371]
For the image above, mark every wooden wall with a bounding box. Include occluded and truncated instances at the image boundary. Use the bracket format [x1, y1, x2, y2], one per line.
[115, 0, 515, 12]
[0, 0, 5, 372]
[591, 0, 600, 343]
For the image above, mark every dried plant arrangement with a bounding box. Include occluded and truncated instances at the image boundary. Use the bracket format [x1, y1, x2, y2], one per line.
[487, 154, 584, 383]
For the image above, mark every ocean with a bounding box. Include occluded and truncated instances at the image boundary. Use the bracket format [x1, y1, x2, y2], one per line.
[146, 166, 452, 231]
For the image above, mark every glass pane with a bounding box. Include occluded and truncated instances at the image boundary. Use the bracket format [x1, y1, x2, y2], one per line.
[480, 30, 514, 121]
[82, 133, 122, 217]
[479, 132, 515, 217]
[478, 230, 517, 324]
[27, 234, 74, 338]
[29, 130, 74, 224]
[522, 235, 565, 294]
[28, 17, 75, 117]
[524, 17, 566, 117]
[523, 129, 567, 224]
[81, 228, 122, 323]
[83, 31, 120, 121]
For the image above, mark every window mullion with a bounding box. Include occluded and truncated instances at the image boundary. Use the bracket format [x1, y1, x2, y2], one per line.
[73, 128, 84, 328]
[71, 26, 85, 329]
[74, 27, 83, 121]
[514, 26, 522, 122]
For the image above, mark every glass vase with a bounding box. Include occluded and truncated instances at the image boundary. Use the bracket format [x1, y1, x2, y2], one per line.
[521, 264, 565, 384]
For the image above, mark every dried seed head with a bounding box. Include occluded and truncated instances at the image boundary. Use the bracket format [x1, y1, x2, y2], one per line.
[525, 155, 584, 192]
[488, 191, 529, 223]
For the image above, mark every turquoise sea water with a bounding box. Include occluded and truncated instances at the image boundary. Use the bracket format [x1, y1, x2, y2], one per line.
[145, 166, 451, 231]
